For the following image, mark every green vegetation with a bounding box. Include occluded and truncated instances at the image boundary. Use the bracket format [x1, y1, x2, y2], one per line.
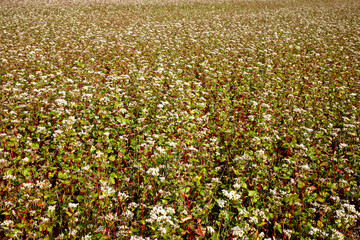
[0, 0, 359, 239]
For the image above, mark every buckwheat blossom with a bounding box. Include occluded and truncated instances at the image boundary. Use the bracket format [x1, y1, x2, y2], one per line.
[128, 202, 139, 208]
[41, 217, 50, 222]
[37, 180, 51, 189]
[216, 199, 227, 208]
[222, 189, 241, 201]
[100, 185, 115, 199]
[123, 210, 134, 220]
[284, 229, 293, 238]
[255, 149, 265, 157]
[119, 108, 128, 114]
[1, 220, 14, 227]
[238, 208, 249, 216]
[82, 234, 92, 240]
[118, 192, 129, 201]
[263, 114, 272, 121]
[96, 151, 104, 158]
[36, 126, 46, 134]
[130, 236, 152, 240]
[4, 201, 14, 207]
[331, 229, 344, 240]
[69, 203, 79, 209]
[0, 1, 359, 239]
[301, 164, 311, 171]
[146, 167, 160, 177]
[206, 226, 215, 234]
[48, 205, 56, 212]
[95, 226, 105, 233]
[249, 216, 257, 223]
[232, 226, 245, 237]
[233, 182, 241, 189]
[3, 174, 16, 180]
[159, 226, 167, 235]
[82, 165, 90, 171]
[211, 177, 222, 184]
[55, 98, 67, 106]
[145, 205, 178, 228]
[156, 146, 166, 155]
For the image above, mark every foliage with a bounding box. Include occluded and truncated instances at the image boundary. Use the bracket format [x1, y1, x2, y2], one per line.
[0, 0, 359, 239]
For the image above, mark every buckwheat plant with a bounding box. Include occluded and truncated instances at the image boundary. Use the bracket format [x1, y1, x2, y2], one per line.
[0, 0, 359, 239]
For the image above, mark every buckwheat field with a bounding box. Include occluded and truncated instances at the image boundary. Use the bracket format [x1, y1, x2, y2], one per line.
[0, 0, 359, 239]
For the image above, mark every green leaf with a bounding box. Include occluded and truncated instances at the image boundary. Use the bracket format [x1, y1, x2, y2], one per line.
[58, 172, 66, 179]
[315, 197, 325, 203]
[23, 169, 31, 178]
[180, 215, 193, 223]
[76, 195, 84, 202]
[109, 177, 115, 184]
[79, 223, 88, 230]
[66, 211, 73, 216]
[275, 223, 282, 233]
[16, 223, 24, 228]
[248, 190, 258, 197]
[257, 222, 267, 227]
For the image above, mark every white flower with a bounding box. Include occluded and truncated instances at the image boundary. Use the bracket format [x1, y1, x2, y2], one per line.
[1, 220, 14, 226]
[168, 141, 177, 147]
[284, 229, 293, 238]
[41, 217, 50, 222]
[82, 234, 92, 240]
[309, 227, 320, 235]
[301, 164, 310, 171]
[118, 192, 129, 201]
[119, 108, 128, 114]
[82, 165, 90, 171]
[233, 183, 241, 189]
[156, 146, 166, 155]
[146, 167, 160, 177]
[100, 97, 110, 103]
[207, 226, 215, 234]
[263, 114, 272, 121]
[100, 186, 115, 198]
[256, 149, 265, 157]
[222, 189, 241, 201]
[159, 226, 167, 234]
[331, 229, 344, 240]
[69, 203, 79, 209]
[36, 126, 47, 134]
[48, 205, 56, 212]
[216, 199, 227, 208]
[187, 146, 198, 152]
[232, 226, 245, 237]
[249, 216, 257, 223]
[128, 202, 139, 208]
[55, 98, 67, 106]
[96, 151, 104, 158]
[123, 210, 134, 220]
[211, 177, 222, 184]
[3, 174, 16, 180]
